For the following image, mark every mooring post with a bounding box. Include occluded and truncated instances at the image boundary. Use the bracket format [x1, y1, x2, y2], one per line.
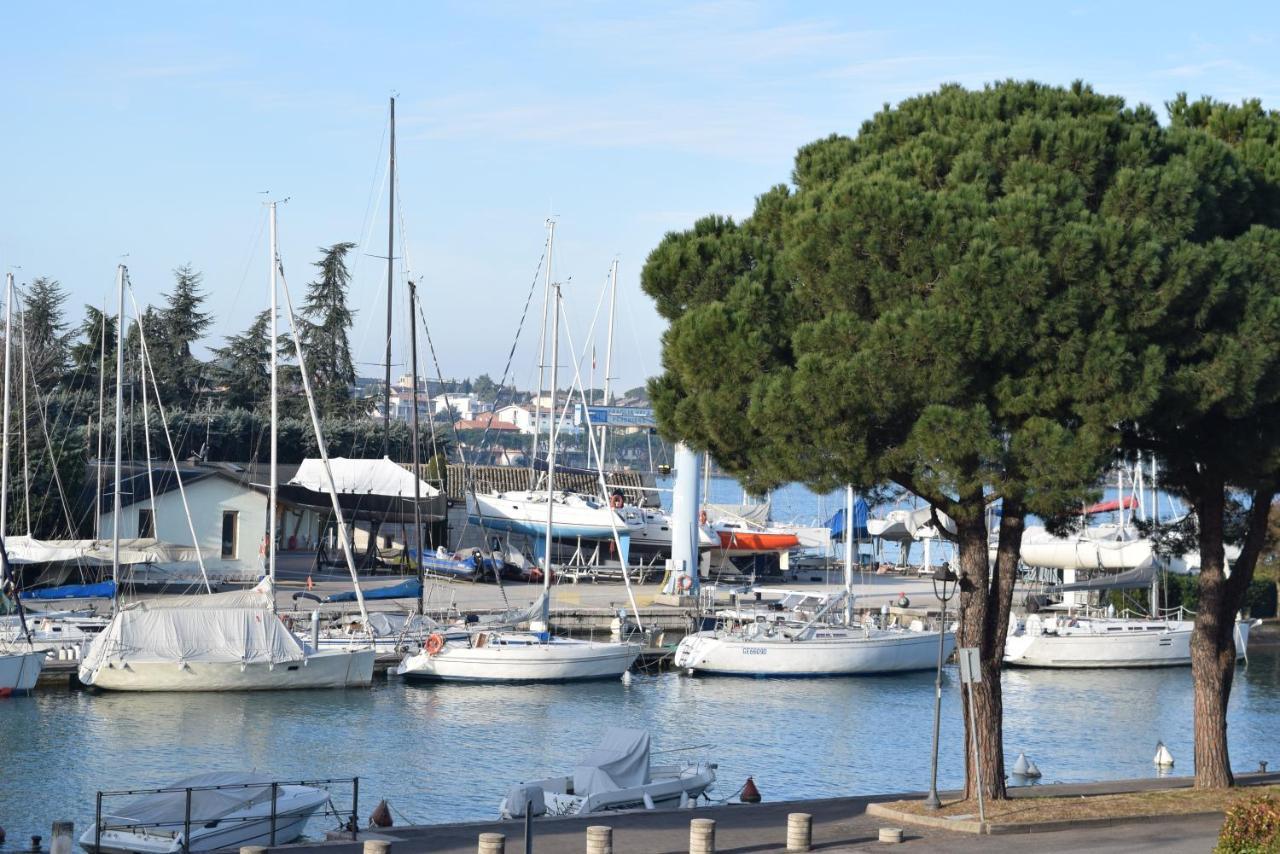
[241, 847, 267, 854]
[363, 841, 390, 854]
[585, 825, 612, 854]
[689, 818, 716, 854]
[786, 813, 812, 852]
[49, 823, 73, 854]
[477, 832, 506, 854]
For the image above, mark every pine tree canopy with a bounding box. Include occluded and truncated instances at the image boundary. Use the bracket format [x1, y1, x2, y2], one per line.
[211, 309, 272, 411]
[301, 241, 358, 413]
[21, 276, 70, 388]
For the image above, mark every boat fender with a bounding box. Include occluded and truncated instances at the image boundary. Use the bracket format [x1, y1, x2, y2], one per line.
[369, 799, 393, 827]
[896, 593, 910, 608]
[643, 792, 655, 810]
[426, 633, 445, 655]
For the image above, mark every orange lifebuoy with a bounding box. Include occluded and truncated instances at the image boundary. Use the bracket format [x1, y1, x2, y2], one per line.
[611, 493, 624, 509]
[425, 633, 445, 655]
[699, 510, 708, 525]
[677, 575, 693, 591]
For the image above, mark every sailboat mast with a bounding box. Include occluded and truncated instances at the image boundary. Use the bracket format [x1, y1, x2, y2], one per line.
[844, 485, 854, 626]
[530, 220, 555, 483]
[383, 96, 396, 455]
[599, 259, 618, 465]
[408, 280, 424, 619]
[1, 273, 12, 537]
[95, 301, 106, 540]
[268, 202, 279, 606]
[112, 265, 125, 612]
[542, 283, 561, 626]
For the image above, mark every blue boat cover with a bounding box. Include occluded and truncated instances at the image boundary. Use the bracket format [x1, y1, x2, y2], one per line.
[21, 580, 116, 600]
[326, 578, 421, 603]
[827, 498, 870, 541]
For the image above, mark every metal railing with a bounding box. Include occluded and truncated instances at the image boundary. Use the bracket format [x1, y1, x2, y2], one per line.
[89, 776, 359, 854]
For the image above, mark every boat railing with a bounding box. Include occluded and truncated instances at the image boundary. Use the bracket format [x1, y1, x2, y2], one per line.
[89, 776, 361, 854]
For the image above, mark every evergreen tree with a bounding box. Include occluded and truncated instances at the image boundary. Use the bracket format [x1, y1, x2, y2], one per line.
[67, 305, 118, 395]
[21, 276, 70, 388]
[300, 242, 357, 414]
[641, 81, 1168, 801]
[210, 310, 272, 411]
[155, 264, 212, 404]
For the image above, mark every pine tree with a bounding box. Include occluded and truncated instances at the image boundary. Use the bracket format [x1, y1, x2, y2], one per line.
[68, 305, 118, 394]
[210, 310, 272, 411]
[300, 242, 357, 414]
[21, 276, 70, 388]
[154, 264, 212, 404]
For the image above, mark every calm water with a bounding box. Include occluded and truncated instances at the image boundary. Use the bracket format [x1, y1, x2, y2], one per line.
[2, 649, 1278, 840]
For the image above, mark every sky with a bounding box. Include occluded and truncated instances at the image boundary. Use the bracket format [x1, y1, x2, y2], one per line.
[1, 1, 1277, 396]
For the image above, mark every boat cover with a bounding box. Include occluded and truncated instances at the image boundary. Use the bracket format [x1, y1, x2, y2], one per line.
[4, 535, 206, 565]
[21, 581, 115, 601]
[573, 728, 651, 796]
[327, 578, 421, 603]
[103, 770, 274, 826]
[84, 584, 305, 667]
[290, 457, 440, 497]
[1051, 564, 1158, 592]
[703, 503, 770, 526]
[827, 498, 869, 541]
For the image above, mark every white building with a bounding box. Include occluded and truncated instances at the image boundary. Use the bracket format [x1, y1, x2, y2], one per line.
[492, 403, 581, 436]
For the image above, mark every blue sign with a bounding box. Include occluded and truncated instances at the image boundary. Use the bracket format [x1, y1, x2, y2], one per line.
[576, 405, 657, 428]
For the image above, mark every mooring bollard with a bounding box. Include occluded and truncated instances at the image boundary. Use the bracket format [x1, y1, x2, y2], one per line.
[786, 813, 812, 852]
[585, 825, 613, 854]
[477, 832, 506, 854]
[689, 818, 716, 854]
[878, 827, 903, 844]
[363, 841, 391, 854]
[49, 823, 73, 854]
[240, 848, 267, 854]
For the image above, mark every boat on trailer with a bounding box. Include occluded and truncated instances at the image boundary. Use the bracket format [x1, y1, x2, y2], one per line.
[499, 728, 716, 818]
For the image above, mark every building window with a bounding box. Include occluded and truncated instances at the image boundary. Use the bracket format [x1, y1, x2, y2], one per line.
[137, 509, 155, 539]
[221, 511, 239, 559]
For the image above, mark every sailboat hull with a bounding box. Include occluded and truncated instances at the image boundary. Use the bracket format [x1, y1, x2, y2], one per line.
[0, 650, 45, 694]
[674, 630, 952, 676]
[79, 647, 375, 691]
[398, 635, 639, 682]
[1004, 618, 1252, 668]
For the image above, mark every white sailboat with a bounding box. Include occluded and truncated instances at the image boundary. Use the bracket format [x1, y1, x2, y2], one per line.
[399, 275, 640, 682]
[1, 272, 44, 694]
[82, 212, 375, 691]
[1004, 612, 1255, 668]
[674, 488, 956, 676]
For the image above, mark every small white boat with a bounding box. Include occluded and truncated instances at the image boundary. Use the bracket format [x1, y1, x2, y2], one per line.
[78, 771, 328, 853]
[499, 728, 716, 818]
[468, 490, 642, 541]
[0, 612, 106, 660]
[397, 630, 639, 682]
[1004, 613, 1256, 668]
[0, 648, 44, 695]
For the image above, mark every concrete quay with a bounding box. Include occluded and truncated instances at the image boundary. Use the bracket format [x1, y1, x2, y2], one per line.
[271, 774, 1272, 854]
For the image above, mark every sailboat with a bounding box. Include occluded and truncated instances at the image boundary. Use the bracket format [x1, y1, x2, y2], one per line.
[674, 488, 955, 676]
[0, 273, 45, 694]
[81, 211, 375, 691]
[398, 278, 640, 682]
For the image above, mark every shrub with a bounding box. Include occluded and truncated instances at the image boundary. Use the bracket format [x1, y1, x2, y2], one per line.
[1216, 793, 1280, 854]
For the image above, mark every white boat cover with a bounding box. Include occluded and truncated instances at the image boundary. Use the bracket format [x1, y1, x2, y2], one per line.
[703, 503, 770, 526]
[104, 771, 273, 826]
[86, 584, 305, 666]
[290, 457, 440, 497]
[573, 728, 651, 796]
[4, 535, 206, 565]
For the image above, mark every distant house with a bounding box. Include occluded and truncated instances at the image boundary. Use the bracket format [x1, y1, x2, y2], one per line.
[456, 412, 521, 432]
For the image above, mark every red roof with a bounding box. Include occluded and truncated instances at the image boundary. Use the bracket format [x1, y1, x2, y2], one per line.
[456, 414, 520, 431]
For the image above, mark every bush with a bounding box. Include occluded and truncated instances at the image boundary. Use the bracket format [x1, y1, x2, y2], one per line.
[1216, 793, 1280, 854]
[1245, 580, 1278, 619]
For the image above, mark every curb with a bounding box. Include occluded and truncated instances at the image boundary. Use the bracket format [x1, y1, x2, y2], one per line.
[865, 801, 1226, 835]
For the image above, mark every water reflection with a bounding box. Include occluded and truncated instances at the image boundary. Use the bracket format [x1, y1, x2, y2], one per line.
[1, 650, 1276, 842]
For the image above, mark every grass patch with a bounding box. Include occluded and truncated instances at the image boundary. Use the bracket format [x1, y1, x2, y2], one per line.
[882, 785, 1280, 826]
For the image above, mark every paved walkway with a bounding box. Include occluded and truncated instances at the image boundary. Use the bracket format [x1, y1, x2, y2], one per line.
[278, 775, 1278, 854]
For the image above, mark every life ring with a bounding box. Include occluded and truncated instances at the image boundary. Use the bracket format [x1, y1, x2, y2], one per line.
[699, 510, 708, 525]
[611, 493, 625, 509]
[677, 575, 693, 592]
[425, 633, 445, 655]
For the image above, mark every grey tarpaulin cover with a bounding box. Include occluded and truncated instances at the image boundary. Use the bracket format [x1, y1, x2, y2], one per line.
[104, 771, 273, 829]
[573, 728, 651, 796]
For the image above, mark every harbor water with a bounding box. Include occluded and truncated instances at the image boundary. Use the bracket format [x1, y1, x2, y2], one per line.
[2, 649, 1278, 841]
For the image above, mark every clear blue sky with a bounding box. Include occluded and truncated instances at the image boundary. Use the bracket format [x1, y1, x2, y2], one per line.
[2, 2, 1276, 395]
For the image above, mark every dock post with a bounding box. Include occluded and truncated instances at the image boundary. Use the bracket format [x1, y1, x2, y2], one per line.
[477, 832, 506, 854]
[786, 813, 812, 852]
[49, 822, 73, 854]
[240, 848, 267, 854]
[689, 818, 715, 854]
[585, 825, 612, 854]
[363, 841, 391, 854]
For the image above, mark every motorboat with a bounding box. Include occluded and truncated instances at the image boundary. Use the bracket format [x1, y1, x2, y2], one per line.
[78, 771, 328, 853]
[79, 583, 375, 692]
[397, 629, 639, 682]
[675, 589, 954, 677]
[0, 611, 107, 660]
[0, 648, 44, 695]
[1004, 612, 1257, 668]
[498, 728, 716, 818]
[468, 490, 643, 542]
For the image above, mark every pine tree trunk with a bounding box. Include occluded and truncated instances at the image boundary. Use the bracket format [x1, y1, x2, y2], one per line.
[1191, 483, 1271, 788]
[955, 499, 1023, 802]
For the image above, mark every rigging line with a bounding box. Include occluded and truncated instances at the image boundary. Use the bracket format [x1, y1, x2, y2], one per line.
[127, 278, 213, 593]
[18, 301, 31, 534]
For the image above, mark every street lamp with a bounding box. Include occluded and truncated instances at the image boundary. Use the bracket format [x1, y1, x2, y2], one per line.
[924, 562, 959, 810]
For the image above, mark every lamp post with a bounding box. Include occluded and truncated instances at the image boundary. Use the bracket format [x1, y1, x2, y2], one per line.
[924, 562, 958, 810]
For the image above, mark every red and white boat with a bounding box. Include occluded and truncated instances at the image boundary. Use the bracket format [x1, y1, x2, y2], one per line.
[712, 521, 799, 556]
